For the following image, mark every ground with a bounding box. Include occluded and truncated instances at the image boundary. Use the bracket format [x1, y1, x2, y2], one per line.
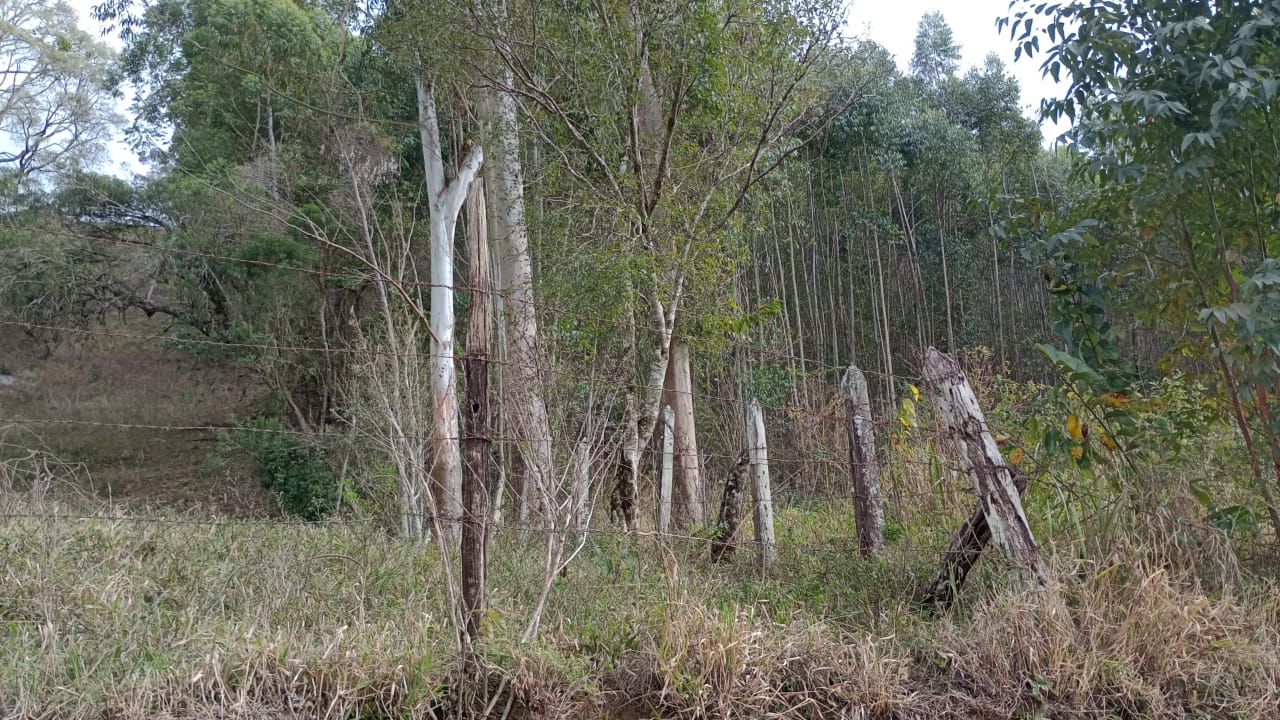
[0, 314, 274, 515]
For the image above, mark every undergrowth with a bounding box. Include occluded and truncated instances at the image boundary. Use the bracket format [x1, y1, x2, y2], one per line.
[1, 491, 1276, 719]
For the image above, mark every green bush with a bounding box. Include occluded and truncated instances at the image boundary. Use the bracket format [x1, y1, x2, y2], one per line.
[230, 417, 337, 520]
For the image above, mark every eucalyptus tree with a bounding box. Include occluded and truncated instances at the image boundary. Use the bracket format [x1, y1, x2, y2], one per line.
[910, 10, 960, 88]
[1008, 0, 1280, 538]
[486, 0, 844, 528]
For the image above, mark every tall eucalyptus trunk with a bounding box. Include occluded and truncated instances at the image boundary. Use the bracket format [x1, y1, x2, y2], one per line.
[478, 73, 552, 525]
[416, 70, 483, 541]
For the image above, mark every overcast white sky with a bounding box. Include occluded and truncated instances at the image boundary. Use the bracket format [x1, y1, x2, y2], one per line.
[71, 0, 1069, 178]
[850, 0, 1070, 141]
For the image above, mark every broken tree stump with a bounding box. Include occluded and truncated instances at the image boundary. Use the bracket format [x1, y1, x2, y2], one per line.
[711, 450, 749, 562]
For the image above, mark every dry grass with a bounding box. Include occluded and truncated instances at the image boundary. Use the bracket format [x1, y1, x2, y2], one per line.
[4, 330, 1278, 718]
[0, 321, 272, 515]
[1, 475, 1277, 720]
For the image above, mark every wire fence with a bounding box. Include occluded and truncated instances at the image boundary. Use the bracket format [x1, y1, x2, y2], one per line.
[0, 222, 1085, 581]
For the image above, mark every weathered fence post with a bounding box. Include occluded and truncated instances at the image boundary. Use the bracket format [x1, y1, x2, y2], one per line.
[572, 439, 591, 545]
[711, 451, 748, 562]
[841, 365, 885, 555]
[922, 347, 1048, 607]
[657, 405, 674, 537]
[461, 181, 494, 644]
[745, 398, 777, 574]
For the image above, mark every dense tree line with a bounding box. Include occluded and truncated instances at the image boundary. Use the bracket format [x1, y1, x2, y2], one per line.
[2, 0, 1277, 552]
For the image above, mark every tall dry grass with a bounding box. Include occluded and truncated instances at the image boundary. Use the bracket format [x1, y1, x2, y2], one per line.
[1, 480, 1276, 720]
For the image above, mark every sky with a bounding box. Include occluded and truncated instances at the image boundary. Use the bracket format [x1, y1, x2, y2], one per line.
[67, 0, 1070, 179]
[848, 0, 1071, 142]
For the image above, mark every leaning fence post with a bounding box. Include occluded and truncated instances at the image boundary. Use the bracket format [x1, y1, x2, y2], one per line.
[745, 398, 777, 574]
[841, 365, 885, 555]
[657, 405, 674, 537]
[921, 347, 1048, 606]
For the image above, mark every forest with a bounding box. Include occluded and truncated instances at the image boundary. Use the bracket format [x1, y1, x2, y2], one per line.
[2, 0, 1279, 717]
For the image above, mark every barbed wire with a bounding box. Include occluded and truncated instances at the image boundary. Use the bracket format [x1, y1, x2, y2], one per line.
[2, 413, 986, 477]
[21, 223, 927, 384]
[0, 508, 964, 557]
[0, 317, 936, 428]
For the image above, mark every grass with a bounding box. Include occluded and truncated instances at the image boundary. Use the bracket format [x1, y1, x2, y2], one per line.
[3, 328, 1278, 717]
[2, 479, 1277, 719]
[0, 322, 273, 515]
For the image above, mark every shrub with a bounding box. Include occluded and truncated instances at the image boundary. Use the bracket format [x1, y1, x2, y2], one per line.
[229, 417, 336, 520]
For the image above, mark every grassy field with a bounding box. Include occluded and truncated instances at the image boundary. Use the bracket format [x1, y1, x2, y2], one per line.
[1, 487, 1277, 719]
[3, 328, 1279, 718]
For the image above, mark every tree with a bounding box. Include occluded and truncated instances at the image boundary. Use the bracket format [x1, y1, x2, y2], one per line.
[0, 0, 118, 182]
[1007, 0, 1280, 539]
[415, 71, 483, 540]
[910, 11, 960, 87]
[470, 0, 554, 525]
[491, 0, 843, 528]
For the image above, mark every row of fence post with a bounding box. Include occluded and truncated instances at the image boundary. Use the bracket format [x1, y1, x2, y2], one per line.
[463, 342, 1051, 644]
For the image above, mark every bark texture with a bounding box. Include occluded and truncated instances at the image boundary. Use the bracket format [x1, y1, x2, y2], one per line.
[461, 181, 493, 643]
[711, 450, 748, 562]
[921, 472, 1028, 609]
[658, 404, 674, 536]
[746, 398, 777, 574]
[922, 347, 1047, 598]
[572, 439, 591, 545]
[477, 77, 552, 526]
[840, 364, 884, 555]
[416, 72, 483, 541]
[665, 338, 704, 526]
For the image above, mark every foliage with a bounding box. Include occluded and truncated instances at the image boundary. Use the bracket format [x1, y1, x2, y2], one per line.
[1006, 0, 1280, 530]
[227, 416, 336, 520]
[0, 0, 119, 182]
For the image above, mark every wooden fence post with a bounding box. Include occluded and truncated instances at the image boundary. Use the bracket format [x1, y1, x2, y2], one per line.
[461, 181, 494, 644]
[658, 405, 674, 537]
[572, 439, 591, 545]
[745, 398, 777, 574]
[711, 451, 748, 562]
[922, 347, 1048, 606]
[841, 365, 885, 555]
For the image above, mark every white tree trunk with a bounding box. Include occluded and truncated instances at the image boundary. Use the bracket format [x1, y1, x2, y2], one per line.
[745, 398, 777, 574]
[478, 75, 552, 525]
[416, 71, 483, 542]
[665, 337, 704, 525]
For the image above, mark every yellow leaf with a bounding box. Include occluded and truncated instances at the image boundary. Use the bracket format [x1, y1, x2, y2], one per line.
[1067, 413, 1083, 441]
[1099, 392, 1132, 409]
[1101, 432, 1119, 452]
[909, 384, 920, 401]
[1009, 447, 1024, 466]
[1070, 445, 1084, 460]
